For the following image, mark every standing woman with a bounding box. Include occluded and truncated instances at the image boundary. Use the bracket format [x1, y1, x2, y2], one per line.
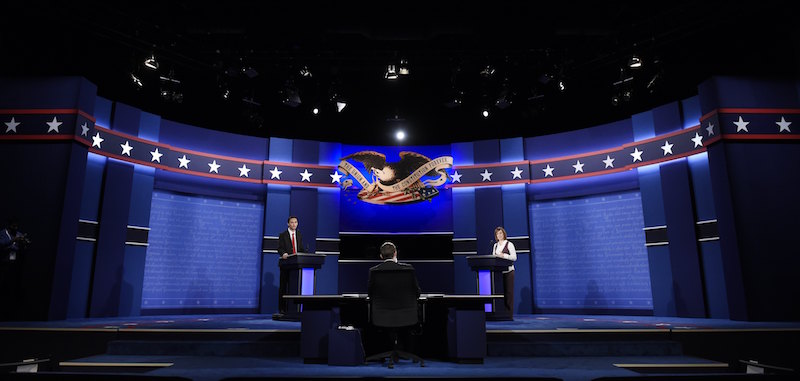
[493, 226, 517, 317]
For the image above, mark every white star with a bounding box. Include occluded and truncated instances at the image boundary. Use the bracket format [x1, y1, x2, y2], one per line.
[660, 140, 674, 155]
[542, 164, 555, 177]
[776, 116, 792, 133]
[178, 155, 191, 169]
[572, 160, 584, 173]
[330, 171, 342, 183]
[510, 166, 523, 179]
[691, 132, 704, 148]
[602, 155, 615, 168]
[46, 117, 62, 133]
[706, 122, 715, 136]
[80, 122, 89, 136]
[208, 160, 221, 173]
[269, 166, 283, 179]
[120, 141, 133, 156]
[450, 170, 462, 183]
[733, 116, 749, 133]
[91, 132, 104, 148]
[5, 117, 20, 133]
[300, 169, 313, 182]
[480, 169, 493, 181]
[150, 148, 163, 163]
[238, 164, 251, 177]
[630, 147, 643, 162]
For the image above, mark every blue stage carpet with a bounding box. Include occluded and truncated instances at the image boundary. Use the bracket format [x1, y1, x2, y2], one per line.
[3, 313, 799, 331]
[71, 354, 725, 381]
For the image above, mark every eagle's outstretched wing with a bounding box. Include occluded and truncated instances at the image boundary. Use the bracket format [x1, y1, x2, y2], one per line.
[397, 151, 437, 178]
[342, 151, 386, 173]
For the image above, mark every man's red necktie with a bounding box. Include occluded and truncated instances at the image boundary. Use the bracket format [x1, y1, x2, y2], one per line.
[291, 233, 296, 254]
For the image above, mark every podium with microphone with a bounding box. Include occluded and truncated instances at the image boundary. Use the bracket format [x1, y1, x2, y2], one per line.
[275, 251, 326, 321]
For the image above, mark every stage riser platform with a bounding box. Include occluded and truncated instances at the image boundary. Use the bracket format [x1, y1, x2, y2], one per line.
[488, 340, 683, 357]
[106, 341, 298, 357]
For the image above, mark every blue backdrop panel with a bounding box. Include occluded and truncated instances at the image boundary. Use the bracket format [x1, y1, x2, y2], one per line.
[475, 187, 503, 254]
[525, 120, 633, 160]
[530, 191, 652, 311]
[339, 144, 453, 233]
[119, 246, 147, 316]
[474, 139, 501, 254]
[89, 159, 134, 317]
[723, 142, 800, 320]
[158, 119, 268, 161]
[290, 188, 318, 253]
[659, 159, 705, 317]
[291, 139, 320, 252]
[142, 190, 263, 310]
[67, 241, 95, 318]
[699, 240, 729, 318]
[316, 188, 339, 294]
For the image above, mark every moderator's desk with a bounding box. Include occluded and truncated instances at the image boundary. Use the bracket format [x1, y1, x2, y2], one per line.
[284, 294, 503, 364]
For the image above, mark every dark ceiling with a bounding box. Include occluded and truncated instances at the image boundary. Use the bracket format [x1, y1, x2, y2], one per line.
[2, 1, 797, 146]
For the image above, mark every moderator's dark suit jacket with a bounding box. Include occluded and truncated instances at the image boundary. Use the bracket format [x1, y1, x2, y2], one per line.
[277, 230, 304, 255]
[367, 261, 422, 327]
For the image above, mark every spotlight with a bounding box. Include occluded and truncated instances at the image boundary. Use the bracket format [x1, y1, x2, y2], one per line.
[558, 80, 566, 92]
[281, 80, 301, 107]
[398, 59, 410, 75]
[312, 107, 319, 115]
[385, 64, 398, 80]
[299, 65, 312, 77]
[482, 109, 490, 118]
[628, 55, 643, 69]
[395, 130, 405, 141]
[222, 89, 230, 100]
[144, 54, 158, 70]
[241, 66, 259, 78]
[495, 86, 513, 109]
[444, 92, 463, 108]
[329, 89, 347, 112]
[480, 65, 495, 78]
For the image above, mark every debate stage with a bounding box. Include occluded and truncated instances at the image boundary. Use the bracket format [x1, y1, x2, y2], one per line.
[1, 313, 799, 381]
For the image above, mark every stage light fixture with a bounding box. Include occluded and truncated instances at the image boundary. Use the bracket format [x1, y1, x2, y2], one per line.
[385, 64, 398, 80]
[558, 80, 566, 92]
[628, 55, 642, 69]
[130, 73, 143, 88]
[299, 65, 312, 77]
[482, 109, 490, 118]
[480, 65, 495, 78]
[312, 107, 319, 115]
[144, 54, 158, 70]
[398, 59, 410, 75]
[395, 130, 405, 141]
[336, 101, 347, 112]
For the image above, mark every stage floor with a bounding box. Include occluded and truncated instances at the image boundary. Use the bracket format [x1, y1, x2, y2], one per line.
[2, 314, 799, 381]
[2, 313, 800, 332]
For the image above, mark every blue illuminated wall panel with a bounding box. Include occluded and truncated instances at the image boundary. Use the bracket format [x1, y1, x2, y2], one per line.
[142, 190, 263, 310]
[531, 191, 652, 311]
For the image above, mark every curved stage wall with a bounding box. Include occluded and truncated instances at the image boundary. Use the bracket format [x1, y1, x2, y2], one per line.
[1, 76, 798, 322]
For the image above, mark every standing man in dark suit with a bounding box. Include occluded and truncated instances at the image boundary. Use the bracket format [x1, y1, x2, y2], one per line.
[275, 216, 302, 318]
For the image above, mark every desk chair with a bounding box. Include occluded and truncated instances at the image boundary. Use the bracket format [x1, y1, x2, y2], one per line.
[364, 268, 425, 368]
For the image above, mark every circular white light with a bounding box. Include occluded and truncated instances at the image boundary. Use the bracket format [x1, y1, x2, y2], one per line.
[395, 130, 405, 141]
[312, 107, 319, 115]
[482, 110, 489, 118]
